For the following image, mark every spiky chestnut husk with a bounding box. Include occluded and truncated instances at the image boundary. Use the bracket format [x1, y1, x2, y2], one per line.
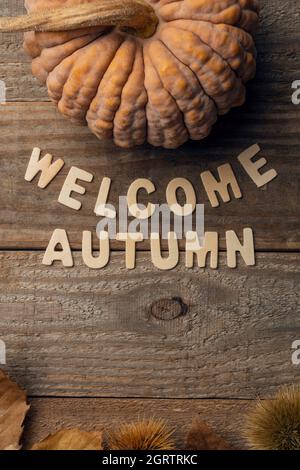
[108, 418, 175, 450]
[245, 386, 300, 450]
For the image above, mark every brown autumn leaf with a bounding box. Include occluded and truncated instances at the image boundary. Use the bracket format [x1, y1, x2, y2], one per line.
[185, 417, 233, 450]
[4, 444, 22, 450]
[31, 428, 103, 450]
[0, 369, 30, 450]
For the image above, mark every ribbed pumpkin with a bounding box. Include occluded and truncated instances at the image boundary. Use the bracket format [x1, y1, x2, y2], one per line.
[1, 0, 259, 148]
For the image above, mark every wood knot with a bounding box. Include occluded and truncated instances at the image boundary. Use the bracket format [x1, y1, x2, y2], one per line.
[150, 297, 188, 321]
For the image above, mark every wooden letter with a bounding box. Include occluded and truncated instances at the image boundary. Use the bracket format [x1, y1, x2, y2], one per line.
[116, 232, 144, 269]
[94, 177, 115, 218]
[58, 166, 93, 210]
[226, 228, 255, 268]
[127, 178, 156, 219]
[238, 144, 278, 187]
[42, 229, 73, 267]
[82, 231, 110, 269]
[151, 232, 179, 270]
[185, 231, 218, 269]
[0, 339, 5, 365]
[166, 178, 196, 216]
[25, 147, 64, 189]
[200, 164, 242, 207]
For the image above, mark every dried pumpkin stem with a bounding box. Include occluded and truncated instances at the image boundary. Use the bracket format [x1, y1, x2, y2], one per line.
[0, 0, 158, 38]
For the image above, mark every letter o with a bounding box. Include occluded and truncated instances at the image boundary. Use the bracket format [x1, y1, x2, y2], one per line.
[166, 178, 196, 216]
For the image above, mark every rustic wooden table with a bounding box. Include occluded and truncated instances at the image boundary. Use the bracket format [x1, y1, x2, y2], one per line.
[0, 0, 299, 449]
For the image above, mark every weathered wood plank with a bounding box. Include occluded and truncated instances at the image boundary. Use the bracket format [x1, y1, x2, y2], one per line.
[0, 101, 299, 251]
[23, 397, 254, 449]
[0, 62, 47, 102]
[1, 252, 299, 398]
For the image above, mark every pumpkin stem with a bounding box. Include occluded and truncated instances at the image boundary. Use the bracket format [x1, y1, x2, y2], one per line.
[0, 0, 158, 38]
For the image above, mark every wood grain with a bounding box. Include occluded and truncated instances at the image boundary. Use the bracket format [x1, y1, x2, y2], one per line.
[1, 251, 299, 398]
[0, 1, 299, 251]
[23, 397, 253, 449]
[0, 0, 299, 449]
[0, 101, 299, 251]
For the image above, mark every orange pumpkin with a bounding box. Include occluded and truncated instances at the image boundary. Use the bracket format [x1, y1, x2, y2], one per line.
[1, 0, 259, 148]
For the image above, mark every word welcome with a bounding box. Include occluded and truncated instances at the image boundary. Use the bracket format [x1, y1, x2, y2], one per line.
[24, 144, 277, 270]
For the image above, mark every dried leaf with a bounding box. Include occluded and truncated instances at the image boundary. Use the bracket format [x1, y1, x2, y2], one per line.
[0, 369, 30, 450]
[4, 444, 21, 450]
[185, 417, 232, 450]
[31, 428, 103, 450]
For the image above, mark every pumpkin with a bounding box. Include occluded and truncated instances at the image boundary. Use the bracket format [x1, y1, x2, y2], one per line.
[1, 0, 259, 149]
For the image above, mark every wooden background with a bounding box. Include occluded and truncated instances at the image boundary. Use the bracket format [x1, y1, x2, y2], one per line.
[0, 0, 299, 449]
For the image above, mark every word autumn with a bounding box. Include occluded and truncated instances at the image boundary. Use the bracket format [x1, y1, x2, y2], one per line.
[24, 144, 277, 271]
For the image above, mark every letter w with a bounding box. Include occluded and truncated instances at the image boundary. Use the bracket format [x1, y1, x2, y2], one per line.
[25, 147, 65, 189]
